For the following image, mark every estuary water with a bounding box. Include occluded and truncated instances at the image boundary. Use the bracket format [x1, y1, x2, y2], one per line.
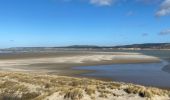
[74, 50, 170, 88]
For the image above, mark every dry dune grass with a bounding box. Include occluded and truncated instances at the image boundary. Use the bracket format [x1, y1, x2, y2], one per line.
[0, 72, 169, 100]
[124, 85, 170, 98]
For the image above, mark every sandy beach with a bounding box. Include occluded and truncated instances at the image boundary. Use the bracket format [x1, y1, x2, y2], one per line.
[0, 52, 160, 75]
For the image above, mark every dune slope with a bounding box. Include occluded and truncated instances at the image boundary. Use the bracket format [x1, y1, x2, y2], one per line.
[0, 72, 169, 100]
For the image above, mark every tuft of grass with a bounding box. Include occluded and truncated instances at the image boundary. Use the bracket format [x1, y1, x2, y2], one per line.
[124, 85, 168, 98]
[97, 84, 106, 90]
[64, 88, 83, 100]
[99, 93, 108, 98]
[107, 82, 121, 89]
[0, 81, 29, 93]
[85, 86, 96, 96]
[98, 89, 112, 94]
[21, 92, 40, 100]
[0, 93, 20, 100]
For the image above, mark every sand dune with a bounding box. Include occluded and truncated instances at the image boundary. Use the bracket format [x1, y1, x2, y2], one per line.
[0, 72, 169, 100]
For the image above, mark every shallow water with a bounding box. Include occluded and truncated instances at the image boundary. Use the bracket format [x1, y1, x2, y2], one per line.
[74, 61, 170, 88]
[73, 50, 170, 88]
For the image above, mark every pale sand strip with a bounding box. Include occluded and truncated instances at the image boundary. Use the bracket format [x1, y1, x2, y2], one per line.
[0, 53, 160, 67]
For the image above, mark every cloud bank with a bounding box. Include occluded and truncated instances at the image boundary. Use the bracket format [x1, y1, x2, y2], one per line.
[89, 0, 115, 6]
[156, 0, 170, 16]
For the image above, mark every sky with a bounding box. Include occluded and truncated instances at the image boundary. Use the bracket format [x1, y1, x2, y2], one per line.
[0, 0, 170, 48]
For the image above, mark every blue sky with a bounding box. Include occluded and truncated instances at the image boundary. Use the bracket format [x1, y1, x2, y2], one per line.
[0, 0, 170, 48]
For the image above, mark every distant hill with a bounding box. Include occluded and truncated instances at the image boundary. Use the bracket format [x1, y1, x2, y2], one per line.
[1, 43, 170, 52]
[113, 43, 170, 49]
[66, 45, 101, 48]
[63, 43, 170, 49]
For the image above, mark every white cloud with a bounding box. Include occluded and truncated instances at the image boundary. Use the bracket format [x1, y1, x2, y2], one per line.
[90, 0, 115, 6]
[159, 29, 170, 35]
[59, 0, 118, 6]
[156, 0, 170, 17]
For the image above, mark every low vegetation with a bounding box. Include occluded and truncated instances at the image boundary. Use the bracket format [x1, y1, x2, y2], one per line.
[124, 85, 170, 98]
[0, 71, 169, 100]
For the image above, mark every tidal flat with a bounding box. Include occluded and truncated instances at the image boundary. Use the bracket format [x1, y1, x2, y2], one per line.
[0, 51, 160, 75]
[0, 50, 170, 100]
